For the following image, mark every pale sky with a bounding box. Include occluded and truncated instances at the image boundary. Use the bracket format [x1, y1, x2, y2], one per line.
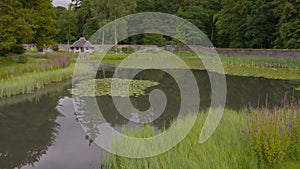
[52, 0, 71, 8]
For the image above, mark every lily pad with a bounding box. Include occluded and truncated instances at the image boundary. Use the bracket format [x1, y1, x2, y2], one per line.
[69, 78, 160, 97]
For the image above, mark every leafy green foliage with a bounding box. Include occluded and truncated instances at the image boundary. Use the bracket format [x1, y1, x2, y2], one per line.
[272, 0, 300, 49]
[55, 7, 77, 44]
[245, 0, 276, 48]
[1, 0, 300, 53]
[18, 55, 28, 64]
[143, 34, 169, 46]
[0, 0, 58, 55]
[121, 46, 135, 54]
[10, 44, 25, 54]
[54, 0, 300, 49]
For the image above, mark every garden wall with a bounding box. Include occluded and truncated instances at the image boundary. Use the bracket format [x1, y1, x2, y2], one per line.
[54, 44, 300, 58]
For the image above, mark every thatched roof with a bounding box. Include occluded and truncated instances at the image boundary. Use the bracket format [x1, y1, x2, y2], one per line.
[70, 37, 93, 48]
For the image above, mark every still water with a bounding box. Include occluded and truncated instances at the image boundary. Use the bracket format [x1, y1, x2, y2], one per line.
[0, 70, 299, 169]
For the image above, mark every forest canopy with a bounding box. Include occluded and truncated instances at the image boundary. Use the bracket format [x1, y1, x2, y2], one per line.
[0, 0, 299, 54]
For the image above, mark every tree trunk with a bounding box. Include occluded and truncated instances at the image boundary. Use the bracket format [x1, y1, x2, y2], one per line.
[102, 30, 105, 46]
[114, 25, 118, 45]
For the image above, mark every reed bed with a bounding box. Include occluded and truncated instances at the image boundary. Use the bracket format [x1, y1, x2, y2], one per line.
[0, 64, 75, 97]
[102, 94, 300, 169]
[84, 51, 300, 80]
[0, 52, 71, 79]
[0, 80, 71, 108]
[102, 109, 256, 169]
[220, 55, 300, 69]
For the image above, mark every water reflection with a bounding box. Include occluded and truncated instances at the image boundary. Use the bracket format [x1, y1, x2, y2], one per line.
[74, 69, 299, 144]
[0, 94, 61, 169]
[0, 80, 103, 169]
[0, 70, 298, 169]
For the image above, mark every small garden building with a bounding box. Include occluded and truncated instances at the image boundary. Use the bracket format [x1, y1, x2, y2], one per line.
[69, 37, 94, 53]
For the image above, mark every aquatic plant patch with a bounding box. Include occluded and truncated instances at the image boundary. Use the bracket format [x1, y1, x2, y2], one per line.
[70, 78, 160, 97]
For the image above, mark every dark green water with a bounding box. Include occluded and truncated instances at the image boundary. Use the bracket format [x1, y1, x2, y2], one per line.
[0, 70, 299, 169]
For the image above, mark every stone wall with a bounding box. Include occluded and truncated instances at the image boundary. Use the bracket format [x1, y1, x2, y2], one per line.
[216, 48, 300, 58]
[28, 44, 299, 58]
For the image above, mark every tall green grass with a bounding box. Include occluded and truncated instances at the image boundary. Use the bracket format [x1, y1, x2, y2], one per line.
[220, 54, 300, 69]
[102, 109, 258, 169]
[102, 94, 300, 169]
[0, 52, 71, 79]
[83, 51, 300, 80]
[0, 80, 71, 107]
[0, 64, 75, 97]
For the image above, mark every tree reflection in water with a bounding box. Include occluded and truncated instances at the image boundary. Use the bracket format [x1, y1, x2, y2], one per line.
[0, 81, 71, 169]
[0, 97, 61, 169]
[74, 69, 299, 146]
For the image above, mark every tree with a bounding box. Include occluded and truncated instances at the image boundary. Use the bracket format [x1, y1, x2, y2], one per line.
[177, 0, 209, 36]
[0, 0, 34, 51]
[74, 0, 93, 38]
[215, 0, 253, 48]
[19, 0, 59, 48]
[272, 0, 300, 49]
[55, 7, 77, 44]
[84, 0, 136, 44]
[136, 0, 182, 14]
[244, 0, 276, 48]
[0, 0, 58, 55]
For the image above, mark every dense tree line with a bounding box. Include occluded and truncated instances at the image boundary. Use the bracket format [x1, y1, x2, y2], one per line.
[57, 0, 300, 49]
[0, 0, 58, 54]
[0, 0, 299, 55]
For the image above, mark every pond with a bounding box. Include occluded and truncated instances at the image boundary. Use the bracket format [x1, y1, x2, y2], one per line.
[0, 69, 299, 169]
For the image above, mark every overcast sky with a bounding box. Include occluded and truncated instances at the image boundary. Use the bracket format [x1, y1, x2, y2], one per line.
[52, 0, 71, 8]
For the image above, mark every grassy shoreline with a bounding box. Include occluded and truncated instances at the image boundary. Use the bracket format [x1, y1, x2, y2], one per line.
[102, 107, 300, 169]
[95, 52, 300, 80]
[100, 59, 300, 80]
[0, 51, 299, 97]
[0, 64, 75, 97]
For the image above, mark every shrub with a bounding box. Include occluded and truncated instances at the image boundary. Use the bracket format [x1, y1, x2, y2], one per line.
[0, 47, 9, 56]
[108, 46, 121, 53]
[121, 46, 135, 54]
[18, 55, 28, 64]
[50, 55, 71, 68]
[10, 44, 25, 54]
[52, 46, 59, 52]
[245, 92, 300, 167]
[58, 48, 65, 53]
[29, 47, 35, 52]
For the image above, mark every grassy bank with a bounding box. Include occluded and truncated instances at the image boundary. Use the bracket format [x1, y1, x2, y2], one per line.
[1, 50, 299, 97]
[102, 106, 300, 169]
[87, 52, 300, 80]
[0, 80, 71, 108]
[0, 52, 76, 97]
[0, 52, 71, 79]
[0, 64, 75, 97]
[102, 109, 255, 169]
